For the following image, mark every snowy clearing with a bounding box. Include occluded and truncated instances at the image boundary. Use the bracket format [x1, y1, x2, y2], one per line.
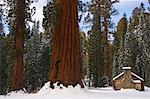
[0, 82, 150, 99]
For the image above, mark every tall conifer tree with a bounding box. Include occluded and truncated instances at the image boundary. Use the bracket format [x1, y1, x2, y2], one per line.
[48, 0, 83, 87]
[9, 0, 26, 91]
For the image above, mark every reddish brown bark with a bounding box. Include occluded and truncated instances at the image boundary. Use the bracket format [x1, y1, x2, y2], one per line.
[49, 0, 83, 87]
[11, 0, 26, 91]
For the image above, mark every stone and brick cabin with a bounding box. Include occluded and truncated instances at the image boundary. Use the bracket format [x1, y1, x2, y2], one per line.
[113, 67, 144, 91]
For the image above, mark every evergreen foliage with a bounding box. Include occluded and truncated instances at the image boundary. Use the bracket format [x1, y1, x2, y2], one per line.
[87, 0, 104, 87]
[24, 21, 41, 92]
[24, 21, 50, 92]
[0, 5, 15, 94]
[112, 3, 150, 86]
[0, 7, 15, 93]
[80, 32, 89, 79]
[87, 0, 118, 87]
[112, 16, 127, 77]
[43, 0, 58, 36]
[0, 6, 6, 94]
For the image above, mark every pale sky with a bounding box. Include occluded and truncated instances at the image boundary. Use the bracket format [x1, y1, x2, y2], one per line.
[31, 0, 149, 33]
[112, 0, 149, 25]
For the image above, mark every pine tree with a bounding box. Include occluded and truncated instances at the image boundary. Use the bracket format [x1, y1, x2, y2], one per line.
[24, 21, 41, 92]
[87, 0, 118, 87]
[6, 0, 37, 91]
[38, 40, 51, 87]
[42, 0, 58, 40]
[113, 4, 150, 87]
[48, 0, 83, 87]
[80, 32, 88, 79]
[0, 4, 4, 35]
[101, 0, 118, 85]
[112, 15, 127, 77]
[0, 4, 15, 94]
[0, 4, 7, 94]
[88, 0, 103, 87]
[134, 5, 150, 86]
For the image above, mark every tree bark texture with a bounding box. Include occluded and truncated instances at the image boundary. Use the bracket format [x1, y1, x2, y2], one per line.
[102, 0, 110, 84]
[92, 3, 103, 87]
[103, 16, 109, 78]
[49, 0, 83, 87]
[11, 0, 26, 91]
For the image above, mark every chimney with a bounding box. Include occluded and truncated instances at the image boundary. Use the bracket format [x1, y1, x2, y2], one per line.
[122, 67, 134, 89]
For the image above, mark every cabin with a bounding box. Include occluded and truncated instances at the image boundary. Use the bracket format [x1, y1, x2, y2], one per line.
[113, 67, 144, 91]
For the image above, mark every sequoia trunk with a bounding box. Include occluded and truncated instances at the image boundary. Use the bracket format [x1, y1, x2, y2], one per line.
[49, 0, 83, 87]
[11, 0, 26, 91]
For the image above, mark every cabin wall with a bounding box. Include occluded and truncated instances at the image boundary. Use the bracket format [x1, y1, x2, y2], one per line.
[113, 76, 123, 90]
[134, 83, 141, 90]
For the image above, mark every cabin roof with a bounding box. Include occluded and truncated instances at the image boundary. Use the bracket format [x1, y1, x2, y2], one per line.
[131, 72, 144, 81]
[113, 72, 124, 81]
[122, 67, 132, 70]
[113, 72, 144, 81]
[132, 80, 141, 83]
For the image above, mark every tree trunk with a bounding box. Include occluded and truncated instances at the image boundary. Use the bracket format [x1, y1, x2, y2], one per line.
[92, 3, 103, 87]
[49, 0, 83, 87]
[11, 0, 26, 91]
[102, 1, 110, 85]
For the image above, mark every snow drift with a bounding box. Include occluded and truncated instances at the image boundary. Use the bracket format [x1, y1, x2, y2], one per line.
[37, 81, 86, 96]
[1, 82, 150, 99]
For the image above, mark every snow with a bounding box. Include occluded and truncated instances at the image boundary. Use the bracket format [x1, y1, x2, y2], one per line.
[0, 82, 150, 99]
[122, 67, 132, 70]
[132, 80, 141, 83]
[6, 90, 27, 96]
[112, 71, 144, 82]
[37, 82, 85, 96]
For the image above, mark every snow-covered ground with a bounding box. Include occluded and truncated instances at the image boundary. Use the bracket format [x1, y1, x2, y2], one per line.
[0, 82, 150, 99]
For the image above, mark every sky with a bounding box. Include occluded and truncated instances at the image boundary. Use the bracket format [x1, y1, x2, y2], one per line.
[1, 0, 150, 33]
[112, 0, 149, 25]
[31, 0, 149, 33]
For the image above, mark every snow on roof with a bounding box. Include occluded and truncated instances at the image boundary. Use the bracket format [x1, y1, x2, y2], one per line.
[131, 72, 144, 81]
[113, 72, 124, 81]
[122, 67, 132, 70]
[132, 80, 141, 83]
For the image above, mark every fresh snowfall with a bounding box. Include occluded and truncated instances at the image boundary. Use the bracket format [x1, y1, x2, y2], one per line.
[0, 82, 150, 99]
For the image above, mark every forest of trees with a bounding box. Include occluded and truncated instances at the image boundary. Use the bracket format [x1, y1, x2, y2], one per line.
[0, 0, 150, 95]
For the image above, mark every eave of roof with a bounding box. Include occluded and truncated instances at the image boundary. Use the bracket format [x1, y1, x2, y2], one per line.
[131, 72, 144, 81]
[122, 67, 132, 70]
[113, 72, 144, 81]
[113, 72, 124, 81]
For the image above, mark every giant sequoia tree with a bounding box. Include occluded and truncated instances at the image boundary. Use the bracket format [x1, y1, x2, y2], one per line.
[10, 0, 26, 91]
[49, 0, 83, 87]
